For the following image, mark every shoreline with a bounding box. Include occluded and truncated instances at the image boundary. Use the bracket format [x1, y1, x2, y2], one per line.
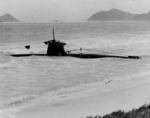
[14, 82, 150, 118]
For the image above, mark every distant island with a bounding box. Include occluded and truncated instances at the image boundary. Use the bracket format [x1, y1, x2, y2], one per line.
[88, 9, 150, 21]
[0, 13, 20, 23]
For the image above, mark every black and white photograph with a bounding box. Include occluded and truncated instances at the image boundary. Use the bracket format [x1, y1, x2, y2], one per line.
[0, 0, 150, 118]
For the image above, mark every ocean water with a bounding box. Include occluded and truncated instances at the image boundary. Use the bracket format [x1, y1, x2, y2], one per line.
[1, 22, 150, 117]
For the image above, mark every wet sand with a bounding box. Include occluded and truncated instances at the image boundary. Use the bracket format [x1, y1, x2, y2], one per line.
[15, 82, 150, 118]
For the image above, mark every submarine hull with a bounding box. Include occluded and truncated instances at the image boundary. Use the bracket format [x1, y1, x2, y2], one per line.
[10, 53, 140, 59]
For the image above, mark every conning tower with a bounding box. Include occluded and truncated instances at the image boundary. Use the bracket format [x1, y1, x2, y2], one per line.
[46, 28, 66, 56]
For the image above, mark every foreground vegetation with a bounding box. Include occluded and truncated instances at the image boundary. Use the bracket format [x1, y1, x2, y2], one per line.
[85, 104, 150, 118]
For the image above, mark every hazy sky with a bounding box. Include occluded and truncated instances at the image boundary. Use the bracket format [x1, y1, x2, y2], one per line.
[1, 0, 150, 22]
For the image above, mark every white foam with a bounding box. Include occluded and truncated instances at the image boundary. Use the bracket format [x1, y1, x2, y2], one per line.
[0, 59, 15, 69]
[30, 68, 150, 106]
[0, 109, 16, 118]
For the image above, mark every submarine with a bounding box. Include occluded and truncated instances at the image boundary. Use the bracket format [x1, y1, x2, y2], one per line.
[11, 28, 141, 60]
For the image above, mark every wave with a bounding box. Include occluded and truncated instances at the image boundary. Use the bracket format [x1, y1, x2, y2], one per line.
[0, 57, 150, 118]
[1, 67, 150, 109]
[0, 53, 16, 69]
[0, 95, 37, 118]
[0, 95, 36, 110]
[4, 69, 150, 108]
[5, 96, 36, 108]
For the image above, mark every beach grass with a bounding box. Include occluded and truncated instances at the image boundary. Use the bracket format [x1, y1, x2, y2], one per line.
[85, 104, 150, 118]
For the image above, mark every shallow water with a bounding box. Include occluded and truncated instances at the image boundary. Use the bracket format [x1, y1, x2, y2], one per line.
[0, 22, 150, 117]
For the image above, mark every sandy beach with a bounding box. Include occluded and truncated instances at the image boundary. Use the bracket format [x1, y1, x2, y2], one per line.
[14, 82, 150, 118]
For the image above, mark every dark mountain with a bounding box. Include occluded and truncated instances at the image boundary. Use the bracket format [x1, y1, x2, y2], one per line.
[0, 13, 20, 23]
[88, 9, 150, 21]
